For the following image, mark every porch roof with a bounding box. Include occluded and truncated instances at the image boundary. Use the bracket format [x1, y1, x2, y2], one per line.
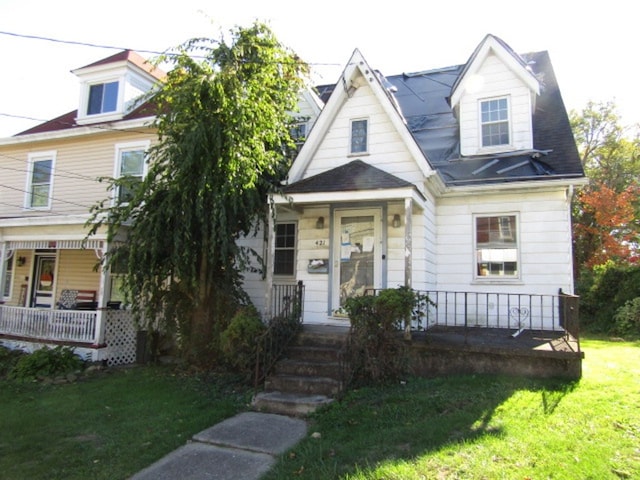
[284, 159, 421, 196]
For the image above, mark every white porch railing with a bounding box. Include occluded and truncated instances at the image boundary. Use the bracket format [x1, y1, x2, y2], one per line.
[0, 305, 98, 344]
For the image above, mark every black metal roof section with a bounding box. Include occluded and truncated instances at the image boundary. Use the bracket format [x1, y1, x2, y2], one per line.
[314, 50, 584, 187]
[284, 159, 415, 194]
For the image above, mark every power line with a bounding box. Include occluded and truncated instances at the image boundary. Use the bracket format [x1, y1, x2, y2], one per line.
[0, 183, 93, 210]
[0, 30, 342, 68]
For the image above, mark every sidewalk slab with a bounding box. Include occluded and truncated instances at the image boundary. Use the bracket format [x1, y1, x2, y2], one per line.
[129, 442, 275, 480]
[193, 411, 308, 455]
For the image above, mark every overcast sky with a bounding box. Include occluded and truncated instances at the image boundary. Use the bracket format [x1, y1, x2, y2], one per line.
[0, 0, 636, 138]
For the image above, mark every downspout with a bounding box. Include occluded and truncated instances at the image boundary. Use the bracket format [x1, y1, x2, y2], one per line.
[0, 242, 7, 302]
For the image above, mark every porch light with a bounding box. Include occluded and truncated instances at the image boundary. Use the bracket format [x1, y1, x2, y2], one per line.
[316, 216, 325, 229]
[392, 214, 401, 228]
[17, 256, 26, 266]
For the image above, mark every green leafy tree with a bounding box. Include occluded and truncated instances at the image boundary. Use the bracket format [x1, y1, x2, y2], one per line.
[570, 101, 640, 274]
[89, 23, 307, 365]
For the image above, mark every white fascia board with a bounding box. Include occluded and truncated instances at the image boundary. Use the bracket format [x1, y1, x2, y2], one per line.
[0, 214, 94, 228]
[273, 187, 426, 210]
[439, 176, 589, 197]
[451, 36, 540, 107]
[0, 117, 156, 146]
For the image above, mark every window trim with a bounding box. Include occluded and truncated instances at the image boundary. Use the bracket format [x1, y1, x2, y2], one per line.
[113, 141, 150, 205]
[25, 151, 56, 210]
[479, 96, 511, 149]
[273, 222, 297, 277]
[473, 213, 520, 282]
[349, 118, 369, 155]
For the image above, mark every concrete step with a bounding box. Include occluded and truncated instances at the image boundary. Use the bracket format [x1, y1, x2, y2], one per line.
[265, 374, 343, 396]
[275, 358, 342, 379]
[286, 345, 342, 363]
[294, 325, 349, 348]
[251, 391, 334, 417]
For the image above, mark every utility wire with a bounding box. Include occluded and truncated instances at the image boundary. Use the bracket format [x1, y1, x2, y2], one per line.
[0, 183, 93, 210]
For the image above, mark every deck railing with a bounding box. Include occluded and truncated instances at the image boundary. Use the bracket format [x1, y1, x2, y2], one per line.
[407, 289, 579, 337]
[0, 305, 98, 344]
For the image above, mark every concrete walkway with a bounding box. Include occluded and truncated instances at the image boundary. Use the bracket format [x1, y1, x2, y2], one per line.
[130, 412, 308, 480]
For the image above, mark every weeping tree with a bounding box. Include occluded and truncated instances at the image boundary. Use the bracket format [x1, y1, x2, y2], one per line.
[88, 23, 307, 365]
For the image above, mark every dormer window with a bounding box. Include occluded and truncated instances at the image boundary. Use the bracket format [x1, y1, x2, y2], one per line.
[350, 119, 368, 154]
[481, 97, 510, 147]
[87, 81, 119, 115]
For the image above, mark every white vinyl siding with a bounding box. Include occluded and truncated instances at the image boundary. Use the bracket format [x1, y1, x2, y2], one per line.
[436, 188, 574, 294]
[459, 54, 534, 156]
[302, 80, 425, 188]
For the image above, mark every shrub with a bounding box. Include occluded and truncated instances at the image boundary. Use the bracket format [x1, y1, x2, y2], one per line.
[344, 286, 422, 385]
[219, 306, 266, 374]
[9, 346, 84, 381]
[577, 263, 640, 333]
[0, 346, 26, 379]
[613, 297, 640, 337]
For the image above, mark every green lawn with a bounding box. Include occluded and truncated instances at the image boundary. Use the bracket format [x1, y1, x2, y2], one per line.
[1, 338, 637, 480]
[0, 366, 250, 480]
[265, 337, 640, 479]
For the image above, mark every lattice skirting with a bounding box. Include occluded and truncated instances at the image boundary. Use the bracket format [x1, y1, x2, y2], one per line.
[104, 311, 137, 366]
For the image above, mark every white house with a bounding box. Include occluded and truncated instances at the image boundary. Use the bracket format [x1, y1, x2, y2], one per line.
[244, 34, 586, 332]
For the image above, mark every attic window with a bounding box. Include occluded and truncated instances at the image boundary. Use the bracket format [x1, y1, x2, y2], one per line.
[87, 81, 119, 115]
[481, 98, 510, 147]
[350, 119, 368, 154]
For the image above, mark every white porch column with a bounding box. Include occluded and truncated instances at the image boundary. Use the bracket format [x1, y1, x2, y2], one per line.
[404, 197, 413, 289]
[404, 197, 413, 339]
[0, 242, 8, 301]
[264, 200, 276, 319]
[94, 242, 110, 345]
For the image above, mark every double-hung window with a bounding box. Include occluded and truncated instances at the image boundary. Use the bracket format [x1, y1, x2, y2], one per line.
[350, 119, 368, 154]
[481, 97, 510, 147]
[115, 142, 148, 203]
[475, 215, 518, 278]
[26, 152, 55, 209]
[87, 81, 119, 115]
[274, 223, 296, 276]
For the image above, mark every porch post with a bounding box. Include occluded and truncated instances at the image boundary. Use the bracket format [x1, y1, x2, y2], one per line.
[94, 242, 110, 345]
[0, 242, 7, 300]
[404, 197, 413, 289]
[264, 199, 275, 320]
[404, 197, 413, 339]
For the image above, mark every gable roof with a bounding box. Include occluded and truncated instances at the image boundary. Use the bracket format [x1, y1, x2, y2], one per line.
[311, 39, 584, 187]
[286, 49, 435, 184]
[284, 159, 415, 194]
[72, 49, 166, 81]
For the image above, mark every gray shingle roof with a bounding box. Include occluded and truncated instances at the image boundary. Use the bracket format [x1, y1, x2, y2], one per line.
[313, 50, 584, 187]
[284, 159, 415, 194]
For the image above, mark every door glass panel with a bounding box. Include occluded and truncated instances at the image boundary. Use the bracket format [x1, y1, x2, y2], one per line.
[339, 215, 375, 308]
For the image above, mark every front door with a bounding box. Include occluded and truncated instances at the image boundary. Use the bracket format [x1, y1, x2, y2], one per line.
[332, 208, 382, 314]
[31, 255, 56, 308]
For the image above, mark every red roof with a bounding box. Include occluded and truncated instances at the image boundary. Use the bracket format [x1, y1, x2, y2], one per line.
[76, 50, 166, 80]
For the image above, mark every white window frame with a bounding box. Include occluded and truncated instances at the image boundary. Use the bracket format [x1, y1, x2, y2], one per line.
[479, 96, 511, 149]
[349, 118, 369, 155]
[474, 213, 520, 281]
[113, 141, 150, 205]
[25, 151, 56, 210]
[273, 222, 297, 277]
[77, 76, 123, 124]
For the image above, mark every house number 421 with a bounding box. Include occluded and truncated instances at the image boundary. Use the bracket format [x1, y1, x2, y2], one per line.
[315, 240, 327, 246]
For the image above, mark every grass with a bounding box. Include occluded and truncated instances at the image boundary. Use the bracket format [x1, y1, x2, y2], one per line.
[0, 366, 251, 480]
[0, 338, 637, 479]
[264, 337, 640, 479]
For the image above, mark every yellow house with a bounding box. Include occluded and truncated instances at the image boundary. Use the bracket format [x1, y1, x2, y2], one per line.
[0, 50, 165, 362]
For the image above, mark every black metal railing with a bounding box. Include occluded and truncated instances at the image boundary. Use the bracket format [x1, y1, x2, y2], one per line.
[254, 281, 305, 389]
[366, 288, 580, 342]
